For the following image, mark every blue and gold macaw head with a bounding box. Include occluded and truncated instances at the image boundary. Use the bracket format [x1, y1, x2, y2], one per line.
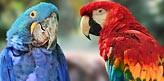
[7, 2, 59, 51]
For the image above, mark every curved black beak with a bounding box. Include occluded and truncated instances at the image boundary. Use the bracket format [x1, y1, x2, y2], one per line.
[80, 16, 102, 40]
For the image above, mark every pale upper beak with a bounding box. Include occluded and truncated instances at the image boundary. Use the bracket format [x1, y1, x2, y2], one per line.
[80, 16, 91, 40]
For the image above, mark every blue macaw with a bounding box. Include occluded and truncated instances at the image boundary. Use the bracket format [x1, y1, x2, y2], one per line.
[0, 2, 70, 81]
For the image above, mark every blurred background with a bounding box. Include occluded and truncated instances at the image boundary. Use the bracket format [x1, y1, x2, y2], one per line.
[0, 0, 164, 81]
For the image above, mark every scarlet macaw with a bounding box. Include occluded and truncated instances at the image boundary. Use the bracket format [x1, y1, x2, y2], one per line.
[80, 1, 164, 81]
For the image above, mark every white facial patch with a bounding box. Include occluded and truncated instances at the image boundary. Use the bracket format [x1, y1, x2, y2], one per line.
[92, 8, 108, 28]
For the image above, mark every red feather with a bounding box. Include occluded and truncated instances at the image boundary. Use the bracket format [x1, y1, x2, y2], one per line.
[80, 1, 164, 81]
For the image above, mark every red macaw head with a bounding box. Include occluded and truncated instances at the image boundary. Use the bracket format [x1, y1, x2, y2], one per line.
[80, 1, 130, 40]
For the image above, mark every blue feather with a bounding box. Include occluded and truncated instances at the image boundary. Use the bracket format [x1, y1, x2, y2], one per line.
[7, 2, 59, 44]
[0, 2, 70, 81]
[107, 62, 124, 81]
[0, 44, 70, 81]
[0, 48, 15, 81]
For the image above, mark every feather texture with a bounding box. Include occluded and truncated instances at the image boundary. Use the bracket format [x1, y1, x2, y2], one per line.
[80, 1, 164, 81]
[0, 44, 70, 81]
[0, 2, 70, 81]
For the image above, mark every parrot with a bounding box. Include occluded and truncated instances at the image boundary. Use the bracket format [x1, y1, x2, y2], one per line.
[80, 1, 164, 81]
[0, 2, 70, 81]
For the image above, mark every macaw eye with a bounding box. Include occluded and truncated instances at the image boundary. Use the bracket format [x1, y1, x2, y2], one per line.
[96, 9, 106, 15]
[30, 10, 37, 18]
[98, 9, 102, 13]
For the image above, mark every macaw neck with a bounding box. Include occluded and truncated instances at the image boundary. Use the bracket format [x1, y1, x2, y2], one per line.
[98, 7, 149, 60]
[103, 6, 147, 35]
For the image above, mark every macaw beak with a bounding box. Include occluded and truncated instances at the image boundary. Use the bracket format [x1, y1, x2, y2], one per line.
[30, 13, 58, 49]
[80, 16, 91, 40]
[30, 22, 38, 35]
[80, 15, 102, 40]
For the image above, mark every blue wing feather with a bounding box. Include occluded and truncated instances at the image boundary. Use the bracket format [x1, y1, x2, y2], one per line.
[107, 62, 125, 81]
[56, 44, 70, 81]
[0, 48, 15, 81]
[0, 44, 70, 81]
